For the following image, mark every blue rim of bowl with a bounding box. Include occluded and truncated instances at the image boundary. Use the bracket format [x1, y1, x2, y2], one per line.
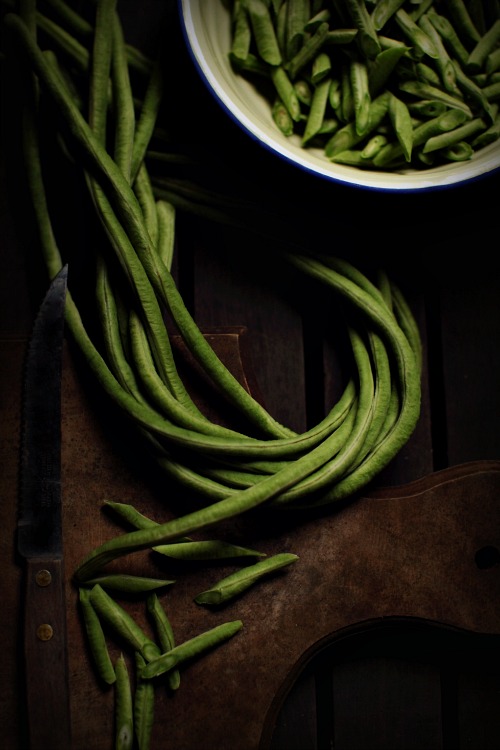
[178, 0, 500, 194]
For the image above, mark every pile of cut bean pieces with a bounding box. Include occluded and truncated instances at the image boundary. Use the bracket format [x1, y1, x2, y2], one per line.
[228, 0, 500, 169]
[77, 501, 298, 750]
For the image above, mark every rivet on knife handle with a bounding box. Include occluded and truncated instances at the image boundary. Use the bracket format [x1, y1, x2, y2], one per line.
[24, 559, 71, 749]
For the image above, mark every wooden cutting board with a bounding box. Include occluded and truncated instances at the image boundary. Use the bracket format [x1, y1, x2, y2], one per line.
[2, 335, 500, 750]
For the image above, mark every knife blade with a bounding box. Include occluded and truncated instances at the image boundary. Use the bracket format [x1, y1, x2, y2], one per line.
[17, 264, 71, 750]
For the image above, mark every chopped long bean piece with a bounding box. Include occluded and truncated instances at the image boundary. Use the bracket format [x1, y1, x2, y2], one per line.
[302, 77, 332, 144]
[368, 45, 410, 95]
[452, 59, 496, 123]
[285, 0, 308, 59]
[152, 540, 266, 560]
[270, 65, 301, 120]
[244, 0, 282, 65]
[372, 0, 406, 32]
[134, 654, 155, 750]
[325, 91, 390, 157]
[389, 93, 413, 159]
[79, 587, 116, 685]
[83, 574, 176, 593]
[395, 8, 439, 58]
[343, 0, 382, 58]
[89, 585, 161, 662]
[114, 654, 134, 750]
[443, 140, 473, 159]
[351, 59, 371, 134]
[147, 594, 180, 691]
[230, 3, 252, 61]
[373, 107, 468, 164]
[467, 18, 500, 73]
[426, 8, 469, 66]
[194, 553, 299, 605]
[140, 621, 243, 680]
[285, 21, 329, 79]
[422, 115, 487, 152]
[444, 0, 482, 44]
[472, 107, 500, 147]
[399, 79, 473, 117]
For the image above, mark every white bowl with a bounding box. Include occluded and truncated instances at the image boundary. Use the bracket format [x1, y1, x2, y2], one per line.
[179, 0, 500, 192]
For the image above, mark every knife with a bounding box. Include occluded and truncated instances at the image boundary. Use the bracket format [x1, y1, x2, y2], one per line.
[17, 265, 71, 750]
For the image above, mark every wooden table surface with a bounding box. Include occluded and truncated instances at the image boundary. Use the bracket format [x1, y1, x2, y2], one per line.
[1, 3, 500, 749]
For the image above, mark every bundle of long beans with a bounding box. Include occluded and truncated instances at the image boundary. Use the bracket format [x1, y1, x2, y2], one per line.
[1, 0, 422, 575]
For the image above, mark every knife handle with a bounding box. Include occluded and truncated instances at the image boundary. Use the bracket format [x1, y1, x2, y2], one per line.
[24, 558, 72, 750]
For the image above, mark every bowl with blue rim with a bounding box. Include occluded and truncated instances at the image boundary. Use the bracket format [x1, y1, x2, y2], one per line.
[179, 0, 500, 192]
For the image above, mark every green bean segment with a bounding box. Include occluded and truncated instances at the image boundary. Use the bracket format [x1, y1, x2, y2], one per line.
[104, 500, 265, 559]
[225, 0, 500, 170]
[83, 574, 176, 593]
[89, 585, 161, 661]
[147, 593, 180, 691]
[194, 553, 299, 605]
[114, 654, 134, 750]
[140, 621, 243, 680]
[79, 587, 116, 685]
[153, 540, 266, 560]
[134, 653, 155, 750]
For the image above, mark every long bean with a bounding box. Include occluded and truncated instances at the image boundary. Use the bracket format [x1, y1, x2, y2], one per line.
[38, 0, 153, 74]
[36, 12, 90, 73]
[74, 258, 420, 577]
